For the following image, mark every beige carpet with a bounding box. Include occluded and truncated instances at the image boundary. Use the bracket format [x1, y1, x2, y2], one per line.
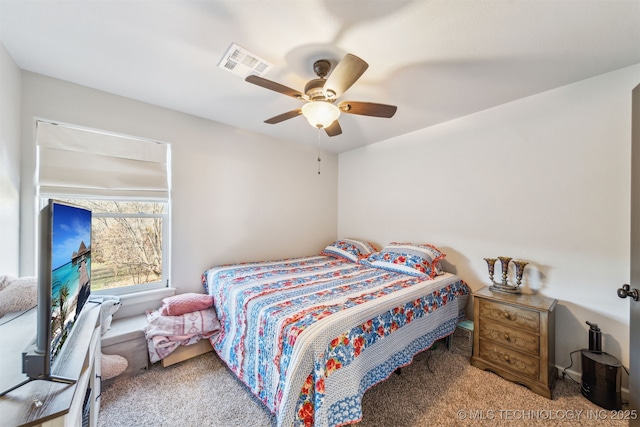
[98, 337, 628, 427]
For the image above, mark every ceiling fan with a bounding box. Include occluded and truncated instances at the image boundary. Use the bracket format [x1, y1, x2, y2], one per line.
[245, 53, 397, 137]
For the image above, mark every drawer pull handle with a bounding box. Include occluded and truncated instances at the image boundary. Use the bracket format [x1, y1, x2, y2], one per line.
[503, 354, 510, 362]
[503, 311, 510, 319]
[503, 333, 510, 341]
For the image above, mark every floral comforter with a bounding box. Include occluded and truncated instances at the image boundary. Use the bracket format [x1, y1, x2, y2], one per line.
[202, 256, 470, 427]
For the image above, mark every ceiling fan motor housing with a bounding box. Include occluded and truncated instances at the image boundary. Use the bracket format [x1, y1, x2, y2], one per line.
[305, 60, 335, 101]
[304, 79, 328, 101]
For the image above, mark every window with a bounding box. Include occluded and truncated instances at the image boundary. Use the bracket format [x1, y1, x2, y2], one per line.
[54, 199, 168, 293]
[36, 121, 170, 294]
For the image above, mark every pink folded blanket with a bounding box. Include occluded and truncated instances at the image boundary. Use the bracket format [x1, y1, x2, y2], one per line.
[144, 307, 220, 363]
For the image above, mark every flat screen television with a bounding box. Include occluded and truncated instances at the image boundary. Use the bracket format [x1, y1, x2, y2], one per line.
[23, 199, 93, 383]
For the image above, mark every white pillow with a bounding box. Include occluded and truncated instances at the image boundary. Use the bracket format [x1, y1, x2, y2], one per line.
[0, 275, 37, 318]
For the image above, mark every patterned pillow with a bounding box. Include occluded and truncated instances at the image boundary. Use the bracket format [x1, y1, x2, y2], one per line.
[321, 239, 378, 263]
[360, 242, 446, 278]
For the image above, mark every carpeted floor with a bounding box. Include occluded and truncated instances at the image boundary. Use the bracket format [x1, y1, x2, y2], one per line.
[98, 336, 629, 427]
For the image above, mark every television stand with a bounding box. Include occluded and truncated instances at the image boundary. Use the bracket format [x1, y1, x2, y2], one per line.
[0, 304, 101, 426]
[0, 375, 75, 398]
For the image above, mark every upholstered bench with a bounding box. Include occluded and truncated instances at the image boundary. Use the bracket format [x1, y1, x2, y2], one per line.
[101, 314, 149, 387]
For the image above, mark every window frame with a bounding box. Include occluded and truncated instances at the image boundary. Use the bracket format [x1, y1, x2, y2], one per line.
[38, 194, 170, 296]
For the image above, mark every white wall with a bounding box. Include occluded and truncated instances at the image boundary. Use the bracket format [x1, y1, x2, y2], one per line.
[0, 41, 21, 276]
[338, 64, 640, 376]
[19, 72, 338, 294]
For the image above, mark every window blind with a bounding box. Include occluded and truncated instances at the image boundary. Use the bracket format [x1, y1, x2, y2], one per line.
[36, 121, 169, 199]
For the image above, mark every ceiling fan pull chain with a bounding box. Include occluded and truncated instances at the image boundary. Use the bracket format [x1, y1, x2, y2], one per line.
[317, 129, 322, 175]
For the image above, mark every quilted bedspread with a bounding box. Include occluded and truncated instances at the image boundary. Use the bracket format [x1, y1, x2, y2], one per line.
[202, 256, 470, 427]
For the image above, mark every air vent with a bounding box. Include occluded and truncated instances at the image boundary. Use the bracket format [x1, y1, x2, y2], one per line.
[217, 43, 272, 78]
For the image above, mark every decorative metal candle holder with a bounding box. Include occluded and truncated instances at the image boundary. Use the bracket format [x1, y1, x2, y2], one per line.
[513, 260, 529, 287]
[485, 256, 527, 294]
[483, 258, 497, 282]
[497, 256, 512, 285]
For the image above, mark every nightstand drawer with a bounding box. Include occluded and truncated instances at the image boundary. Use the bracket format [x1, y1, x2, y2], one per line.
[479, 299, 539, 333]
[478, 340, 539, 379]
[478, 318, 539, 354]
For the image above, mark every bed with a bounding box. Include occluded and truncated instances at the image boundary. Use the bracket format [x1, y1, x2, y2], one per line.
[202, 240, 471, 427]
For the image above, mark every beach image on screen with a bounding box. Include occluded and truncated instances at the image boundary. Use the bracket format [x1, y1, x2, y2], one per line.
[50, 202, 91, 360]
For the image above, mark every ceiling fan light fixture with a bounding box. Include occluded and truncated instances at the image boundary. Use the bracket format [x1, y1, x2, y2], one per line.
[301, 101, 340, 129]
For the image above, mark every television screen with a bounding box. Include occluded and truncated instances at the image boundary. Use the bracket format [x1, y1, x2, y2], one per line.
[49, 200, 92, 361]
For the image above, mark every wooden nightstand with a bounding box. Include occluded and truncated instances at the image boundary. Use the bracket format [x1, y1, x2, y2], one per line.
[471, 286, 557, 399]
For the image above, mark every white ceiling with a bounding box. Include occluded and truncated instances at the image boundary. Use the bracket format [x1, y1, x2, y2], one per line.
[1, 0, 639, 153]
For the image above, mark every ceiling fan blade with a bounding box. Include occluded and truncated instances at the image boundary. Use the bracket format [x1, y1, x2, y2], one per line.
[338, 101, 397, 118]
[324, 120, 342, 137]
[264, 109, 302, 124]
[323, 54, 368, 100]
[246, 75, 307, 100]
